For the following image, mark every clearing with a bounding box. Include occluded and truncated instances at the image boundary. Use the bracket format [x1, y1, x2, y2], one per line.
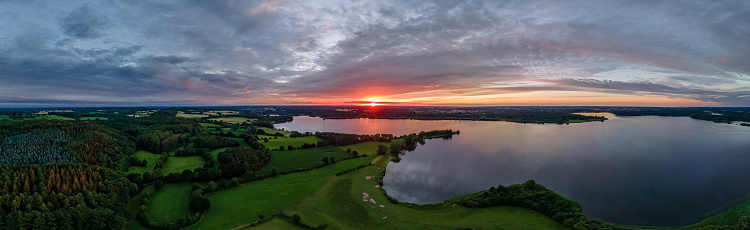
[127, 150, 161, 175]
[163, 156, 206, 175]
[147, 183, 193, 225]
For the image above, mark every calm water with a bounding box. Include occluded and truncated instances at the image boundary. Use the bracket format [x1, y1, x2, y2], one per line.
[276, 115, 750, 226]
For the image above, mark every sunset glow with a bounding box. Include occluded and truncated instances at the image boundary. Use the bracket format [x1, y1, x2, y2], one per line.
[1, 1, 749, 107]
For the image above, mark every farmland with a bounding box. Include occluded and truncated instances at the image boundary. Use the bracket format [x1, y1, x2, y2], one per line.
[177, 113, 209, 119]
[258, 146, 358, 174]
[208, 117, 257, 124]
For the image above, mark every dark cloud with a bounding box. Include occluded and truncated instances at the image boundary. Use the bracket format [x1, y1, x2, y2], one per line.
[0, 0, 749, 106]
[59, 6, 106, 39]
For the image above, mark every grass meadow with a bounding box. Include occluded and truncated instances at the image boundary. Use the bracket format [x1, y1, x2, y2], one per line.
[163, 156, 205, 175]
[286, 155, 571, 230]
[127, 150, 161, 174]
[261, 136, 322, 150]
[208, 117, 257, 124]
[147, 183, 193, 225]
[259, 146, 355, 174]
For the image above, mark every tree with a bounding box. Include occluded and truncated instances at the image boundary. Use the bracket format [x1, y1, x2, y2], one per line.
[142, 172, 153, 182]
[189, 197, 210, 213]
[279, 146, 285, 151]
[389, 142, 403, 155]
[377, 145, 387, 155]
[271, 167, 279, 176]
[322, 157, 329, 164]
[524, 179, 536, 189]
[154, 180, 164, 190]
[258, 214, 265, 220]
[346, 148, 351, 153]
[352, 150, 359, 156]
[208, 181, 217, 191]
[292, 214, 301, 223]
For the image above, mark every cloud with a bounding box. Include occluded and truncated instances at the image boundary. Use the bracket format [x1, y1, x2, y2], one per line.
[59, 6, 106, 39]
[0, 0, 749, 106]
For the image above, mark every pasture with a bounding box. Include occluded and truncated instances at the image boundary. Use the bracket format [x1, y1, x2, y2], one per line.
[0, 115, 10, 120]
[208, 117, 256, 124]
[286, 156, 571, 230]
[198, 123, 222, 128]
[261, 136, 322, 150]
[338, 139, 402, 156]
[163, 156, 205, 175]
[189, 179, 327, 230]
[261, 146, 355, 173]
[147, 183, 193, 225]
[177, 113, 209, 119]
[27, 115, 74, 120]
[126, 150, 161, 174]
[258, 127, 291, 136]
[79, 117, 108, 121]
[187, 156, 375, 229]
[244, 219, 304, 230]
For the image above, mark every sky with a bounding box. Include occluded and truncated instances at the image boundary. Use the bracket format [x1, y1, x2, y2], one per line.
[1, 0, 749, 107]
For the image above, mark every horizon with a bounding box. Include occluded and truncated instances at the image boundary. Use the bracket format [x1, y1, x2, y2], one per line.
[1, 104, 749, 110]
[2, 1, 749, 107]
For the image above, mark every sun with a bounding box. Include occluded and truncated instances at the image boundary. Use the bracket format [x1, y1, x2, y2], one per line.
[365, 97, 383, 103]
[362, 96, 385, 106]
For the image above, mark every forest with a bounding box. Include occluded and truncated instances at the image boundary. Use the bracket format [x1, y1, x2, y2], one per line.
[0, 114, 272, 229]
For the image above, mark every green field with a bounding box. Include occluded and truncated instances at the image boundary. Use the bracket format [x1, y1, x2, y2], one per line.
[147, 183, 193, 225]
[125, 185, 156, 230]
[79, 117, 108, 121]
[244, 219, 304, 230]
[258, 127, 291, 136]
[209, 117, 256, 124]
[199, 123, 222, 128]
[188, 156, 375, 229]
[27, 115, 75, 120]
[0, 115, 10, 120]
[190, 179, 327, 230]
[338, 141, 391, 156]
[163, 156, 206, 175]
[260, 146, 355, 174]
[287, 156, 570, 230]
[177, 113, 209, 118]
[127, 150, 161, 174]
[261, 136, 322, 150]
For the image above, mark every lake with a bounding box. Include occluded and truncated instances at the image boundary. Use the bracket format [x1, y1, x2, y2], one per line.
[276, 114, 750, 226]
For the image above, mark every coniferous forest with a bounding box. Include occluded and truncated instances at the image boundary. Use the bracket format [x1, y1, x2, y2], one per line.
[0, 115, 269, 229]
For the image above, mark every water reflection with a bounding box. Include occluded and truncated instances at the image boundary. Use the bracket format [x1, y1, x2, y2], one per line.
[276, 115, 750, 226]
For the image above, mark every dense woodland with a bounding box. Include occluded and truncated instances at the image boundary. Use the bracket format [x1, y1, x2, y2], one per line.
[0, 114, 270, 229]
[0, 120, 136, 171]
[0, 164, 134, 229]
